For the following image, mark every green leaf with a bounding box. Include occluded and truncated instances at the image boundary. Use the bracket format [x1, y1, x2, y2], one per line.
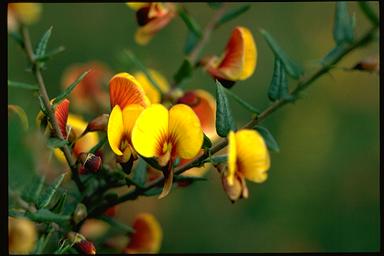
[32, 175, 46, 202]
[47, 138, 68, 149]
[358, 1, 379, 27]
[321, 45, 345, 66]
[8, 80, 39, 91]
[143, 186, 163, 196]
[26, 208, 70, 223]
[141, 156, 163, 171]
[178, 8, 202, 38]
[223, 87, 260, 114]
[53, 70, 90, 105]
[9, 31, 24, 48]
[50, 192, 67, 214]
[254, 125, 280, 152]
[184, 31, 199, 55]
[131, 158, 148, 188]
[173, 59, 193, 85]
[333, 2, 354, 45]
[35, 26, 53, 58]
[37, 173, 65, 209]
[34, 46, 66, 62]
[98, 215, 134, 234]
[204, 155, 227, 165]
[8, 105, 29, 131]
[215, 5, 251, 29]
[202, 133, 212, 149]
[260, 29, 304, 79]
[268, 58, 291, 101]
[207, 2, 223, 9]
[215, 80, 236, 137]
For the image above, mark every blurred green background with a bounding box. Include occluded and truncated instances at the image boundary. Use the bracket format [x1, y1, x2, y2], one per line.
[8, 2, 379, 253]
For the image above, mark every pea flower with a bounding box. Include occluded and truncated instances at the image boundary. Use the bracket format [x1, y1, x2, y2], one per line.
[133, 69, 170, 104]
[124, 213, 162, 254]
[202, 26, 257, 88]
[222, 129, 270, 202]
[107, 73, 149, 165]
[61, 61, 111, 114]
[8, 217, 37, 254]
[8, 3, 42, 32]
[127, 2, 177, 45]
[131, 103, 203, 198]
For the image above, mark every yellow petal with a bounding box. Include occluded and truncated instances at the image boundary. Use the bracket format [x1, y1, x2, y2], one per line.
[9, 3, 42, 25]
[134, 69, 170, 104]
[235, 129, 270, 183]
[125, 213, 162, 253]
[169, 104, 203, 159]
[107, 105, 124, 156]
[109, 72, 148, 109]
[126, 2, 148, 10]
[132, 104, 169, 158]
[122, 104, 145, 138]
[69, 114, 99, 157]
[227, 131, 237, 186]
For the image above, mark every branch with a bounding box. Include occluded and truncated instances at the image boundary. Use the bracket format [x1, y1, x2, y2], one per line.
[20, 26, 84, 192]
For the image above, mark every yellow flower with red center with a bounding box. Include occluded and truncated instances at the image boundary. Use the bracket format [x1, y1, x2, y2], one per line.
[124, 213, 162, 254]
[127, 2, 177, 45]
[133, 69, 170, 104]
[61, 61, 111, 114]
[202, 26, 257, 87]
[223, 129, 270, 202]
[8, 3, 42, 31]
[132, 103, 203, 197]
[107, 73, 150, 164]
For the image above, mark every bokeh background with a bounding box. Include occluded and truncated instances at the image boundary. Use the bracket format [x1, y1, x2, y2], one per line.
[8, 2, 380, 253]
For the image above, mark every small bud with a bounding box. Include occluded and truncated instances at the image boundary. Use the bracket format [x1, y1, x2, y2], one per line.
[8, 217, 37, 254]
[67, 232, 96, 255]
[78, 152, 102, 174]
[72, 203, 87, 225]
[221, 170, 248, 203]
[353, 55, 379, 73]
[104, 206, 117, 217]
[84, 114, 109, 134]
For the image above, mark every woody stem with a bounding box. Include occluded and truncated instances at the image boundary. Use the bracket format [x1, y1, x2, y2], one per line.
[20, 26, 84, 192]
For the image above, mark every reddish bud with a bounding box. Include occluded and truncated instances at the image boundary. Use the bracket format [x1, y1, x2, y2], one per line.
[67, 232, 96, 255]
[78, 153, 102, 174]
[84, 114, 109, 134]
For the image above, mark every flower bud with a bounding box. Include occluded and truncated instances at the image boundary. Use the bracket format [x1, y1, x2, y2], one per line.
[353, 55, 379, 73]
[221, 169, 249, 203]
[8, 217, 37, 254]
[78, 152, 102, 174]
[84, 114, 109, 133]
[72, 203, 88, 225]
[67, 232, 96, 255]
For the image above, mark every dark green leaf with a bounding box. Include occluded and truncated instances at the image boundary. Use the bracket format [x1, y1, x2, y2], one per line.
[333, 2, 354, 45]
[321, 45, 345, 66]
[32, 175, 46, 202]
[26, 208, 70, 223]
[47, 138, 68, 149]
[173, 59, 193, 85]
[254, 125, 280, 152]
[215, 5, 251, 29]
[260, 29, 304, 79]
[131, 158, 148, 187]
[37, 173, 65, 209]
[9, 31, 24, 48]
[184, 31, 199, 55]
[268, 58, 290, 101]
[37, 95, 49, 116]
[50, 192, 67, 214]
[205, 155, 227, 165]
[98, 215, 134, 234]
[34, 46, 65, 62]
[143, 186, 163, 196]
[202, 133, 212, 149]
[141, 156, 163, 171]
[215, 80, 236, 137]
[8, 80, 39, 91]
[53, 70, 90, 105]
[358, 2, 379, 27]
[35, 26, 53, 58]
[178, 8, 202, 38]
[207, 2, 223, 9]
[223, 87, 260, 114]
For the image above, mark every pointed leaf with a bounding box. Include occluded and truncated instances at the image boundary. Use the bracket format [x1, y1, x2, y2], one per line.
[47, 138, 68, 149]
[268, 58, 291, 101]
[8, 80, 39, 91]
[131, 158, 148, 187]
[37, 173, 65, 209]
[178, 8, 202, 38]
[32, 175, 46, 202]
[215, 80, 236, 137]
[143, 186, 163, 196]
[173, 59, 193, 85]
[34, 46, 66, 62]
[35, 26, 53, 58]
[98, 215, 134, 234]
[53, 70, 90, 105]
[8, 105, 29, 130]
[254, 125, 280, 152]
[50, 192, 67, 214]
[321, 45, 345, 66]
[223, 87, 260, 114]
[358, 2, 379, 27]
[184, 31, 199, 55]
[207, 2, 223, 9]
[260, 29, 304, 79]
[202, 133, 212, 149]
[9, 31, 25, 48]
[333, 2, 354, 45]
[141, 156, 164, 171]
[215, 5, 251, 29]
[26, 208, 70, 223]
[210, 155, 228, 165]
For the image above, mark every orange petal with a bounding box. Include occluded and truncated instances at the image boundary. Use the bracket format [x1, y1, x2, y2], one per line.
[125, 213, 162, 254]
[134, 69, 170, 104]
[109, 72, 148, 109]
[54, 99, 70, 138]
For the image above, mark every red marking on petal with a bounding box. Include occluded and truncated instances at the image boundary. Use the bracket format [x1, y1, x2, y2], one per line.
[55, 99, 69, 138]
[109, 75, 147, 109]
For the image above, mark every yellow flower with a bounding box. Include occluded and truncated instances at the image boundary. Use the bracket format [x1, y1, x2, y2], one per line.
[9, 217, 37, 254]
[133, 69, 170, 104]
[202, 26, 257, 87]
[127, 2, 177, 45]
[124, 213, 162, 254]
[107, 73, 149, 163]
[8, 3, 42, 30]
[223, 129, 270, 202]
[132, 103, 203, 197]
